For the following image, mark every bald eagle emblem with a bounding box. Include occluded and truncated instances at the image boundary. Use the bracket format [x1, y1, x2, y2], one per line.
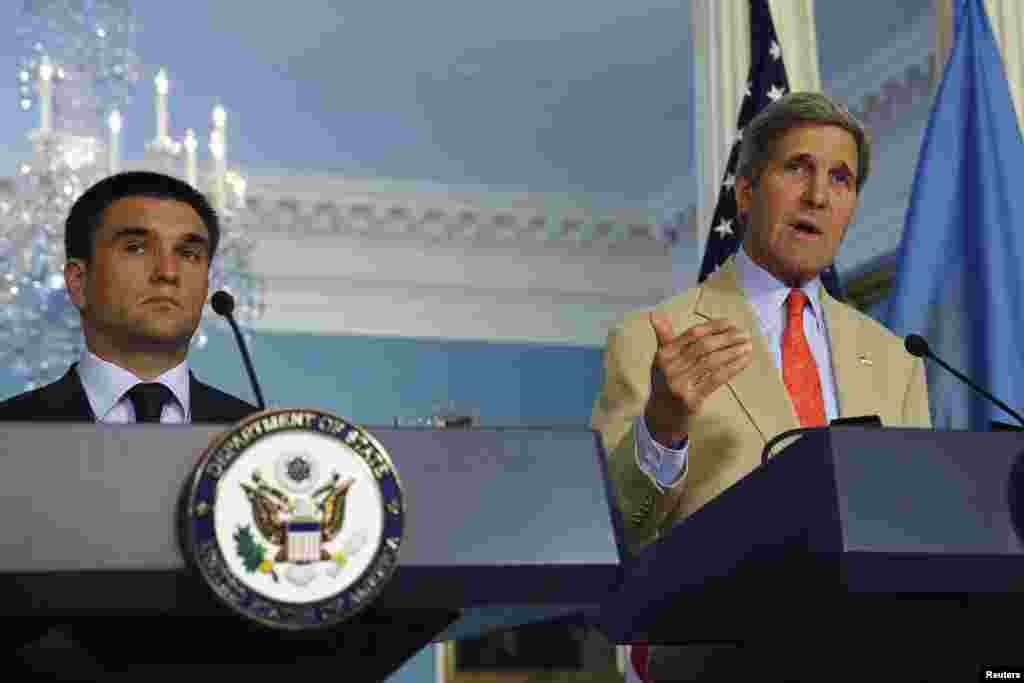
[235, 458, 366, 587]
[184, 409, 405, 630]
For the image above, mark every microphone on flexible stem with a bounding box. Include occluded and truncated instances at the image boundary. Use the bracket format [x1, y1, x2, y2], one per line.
[904, 333, 1024, 428]
[210, 290, 266, 410]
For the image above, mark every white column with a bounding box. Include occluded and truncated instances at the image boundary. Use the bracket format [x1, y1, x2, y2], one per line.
[689, 0, 750, 268]
[984, 0, 1024, 132]
[768, 0, 822, 93]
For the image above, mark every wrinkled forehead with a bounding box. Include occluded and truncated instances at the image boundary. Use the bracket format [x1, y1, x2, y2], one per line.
[768, 123, 859, 168]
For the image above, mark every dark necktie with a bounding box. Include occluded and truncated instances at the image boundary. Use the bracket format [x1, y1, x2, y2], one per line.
[126, 383, 174, 423]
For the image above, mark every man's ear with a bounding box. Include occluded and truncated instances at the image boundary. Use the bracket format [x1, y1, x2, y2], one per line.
[65, 259, 87, 310]
[734, 173, 754, 216]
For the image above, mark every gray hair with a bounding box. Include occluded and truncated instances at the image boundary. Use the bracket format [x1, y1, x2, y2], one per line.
[736, 91, 871, 193]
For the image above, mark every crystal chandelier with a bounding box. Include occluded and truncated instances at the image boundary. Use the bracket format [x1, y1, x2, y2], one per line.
[1, 0, 265, 389]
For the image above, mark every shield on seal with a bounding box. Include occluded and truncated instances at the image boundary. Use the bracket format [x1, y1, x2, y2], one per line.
[287, 504, 322, 564]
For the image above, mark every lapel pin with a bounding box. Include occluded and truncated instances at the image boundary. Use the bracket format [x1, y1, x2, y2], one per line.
[858, 354, 873, 366]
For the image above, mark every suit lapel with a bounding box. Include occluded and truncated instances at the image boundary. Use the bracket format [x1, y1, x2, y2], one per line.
[52, 366, 96, 420]
[189, 373, 252, 424]
[822, 293, 874, 420]
[689, 260, 800, 442]
[189, 373, 217, 423]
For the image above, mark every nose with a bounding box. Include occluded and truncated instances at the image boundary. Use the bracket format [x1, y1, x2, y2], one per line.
[803, 171, 829, 209]
[151, 245, 180, 283]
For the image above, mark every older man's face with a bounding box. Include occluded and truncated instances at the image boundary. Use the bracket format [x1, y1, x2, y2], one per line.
[736, 123, 859, 287]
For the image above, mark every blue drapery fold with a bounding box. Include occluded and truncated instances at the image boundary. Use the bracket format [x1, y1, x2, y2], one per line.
[884, 0, 1024, 430]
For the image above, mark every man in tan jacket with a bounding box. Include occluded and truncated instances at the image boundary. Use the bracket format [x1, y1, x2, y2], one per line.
[591, 93, 930, 680]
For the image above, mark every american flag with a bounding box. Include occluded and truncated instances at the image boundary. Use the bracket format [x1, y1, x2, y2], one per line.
[698, 0, 844, 299]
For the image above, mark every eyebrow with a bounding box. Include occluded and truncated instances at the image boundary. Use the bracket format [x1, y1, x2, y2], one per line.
[786, 153, 856, 179]
[108, 226, 148, 241]
[109, 225, 210, 247]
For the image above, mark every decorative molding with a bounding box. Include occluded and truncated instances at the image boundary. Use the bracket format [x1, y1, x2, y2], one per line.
[243, 193, 662, 247]
[239, 172, 670, 249]
[232, 172, 674, 344]
[229, 172, 676, 343]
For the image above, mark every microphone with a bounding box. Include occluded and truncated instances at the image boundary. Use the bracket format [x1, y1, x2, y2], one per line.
[211, 290, 266, 410]
[904, 333, 1024, 428]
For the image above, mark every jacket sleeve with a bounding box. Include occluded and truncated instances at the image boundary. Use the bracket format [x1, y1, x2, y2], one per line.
[591, 312, 687, 555]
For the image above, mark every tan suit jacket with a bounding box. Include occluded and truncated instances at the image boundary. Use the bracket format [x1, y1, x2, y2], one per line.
[591, 259, 931, 554]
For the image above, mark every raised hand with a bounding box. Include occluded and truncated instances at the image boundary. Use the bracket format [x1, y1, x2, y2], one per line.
[645, 313, 753, 446]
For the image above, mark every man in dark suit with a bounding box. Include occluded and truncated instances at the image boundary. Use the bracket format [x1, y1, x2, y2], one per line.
[0, 170, 255, 424]
[0, 171, 257, 677]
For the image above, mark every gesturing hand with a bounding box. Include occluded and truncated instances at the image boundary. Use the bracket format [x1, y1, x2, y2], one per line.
[644, 312, 753, 447]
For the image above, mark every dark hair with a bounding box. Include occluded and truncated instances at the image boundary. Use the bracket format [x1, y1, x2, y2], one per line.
[65, 171, 220, 262]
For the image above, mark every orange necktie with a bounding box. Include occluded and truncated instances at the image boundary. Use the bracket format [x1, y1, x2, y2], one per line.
[782, 289, 826, 427]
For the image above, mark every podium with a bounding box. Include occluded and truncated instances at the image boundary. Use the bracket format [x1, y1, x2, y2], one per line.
[0, 423, 623, 679]
[597, 427, 1024, 664]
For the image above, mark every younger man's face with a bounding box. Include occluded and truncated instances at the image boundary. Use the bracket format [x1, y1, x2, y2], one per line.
[65, 196, 211, 355]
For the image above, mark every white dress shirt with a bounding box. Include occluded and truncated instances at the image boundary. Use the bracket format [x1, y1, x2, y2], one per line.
[76, 350, 191, 424]
[635, 247, 840, 490]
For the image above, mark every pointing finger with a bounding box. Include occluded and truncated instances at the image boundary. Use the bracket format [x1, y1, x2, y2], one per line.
[650, 311, 676, 348]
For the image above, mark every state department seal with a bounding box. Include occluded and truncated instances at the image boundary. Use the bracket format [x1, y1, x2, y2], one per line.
[180, 409, 404, 630]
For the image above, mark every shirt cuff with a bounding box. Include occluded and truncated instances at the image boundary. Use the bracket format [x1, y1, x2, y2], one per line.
[634, 414, 688, 490]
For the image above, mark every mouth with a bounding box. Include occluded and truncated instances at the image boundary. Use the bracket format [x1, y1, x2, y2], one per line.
[142, 297, 181, 307]
[789, 219, 823, 237]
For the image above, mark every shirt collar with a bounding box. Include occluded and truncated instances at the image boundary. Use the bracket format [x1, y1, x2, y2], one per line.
[77, 350, 191, 420]
[735, 245, 825, 332]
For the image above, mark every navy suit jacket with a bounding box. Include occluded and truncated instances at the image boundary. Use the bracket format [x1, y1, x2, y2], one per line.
[0, 364, 256, 424]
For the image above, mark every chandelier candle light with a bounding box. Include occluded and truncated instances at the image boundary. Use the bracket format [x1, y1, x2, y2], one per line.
[38, 55, 52, 134]
[155, 67, 169, 144]
[107, 109, 121, 174]
[184, 128, 198, 188]
[210, 104, 228, 212]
